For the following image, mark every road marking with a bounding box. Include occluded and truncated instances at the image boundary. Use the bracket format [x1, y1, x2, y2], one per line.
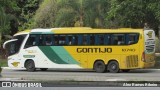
[105, 78, 127, 81]
[1, 67, 25, 70]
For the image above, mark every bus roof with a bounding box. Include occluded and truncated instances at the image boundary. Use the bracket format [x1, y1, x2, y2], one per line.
[14, 27, 144, 36]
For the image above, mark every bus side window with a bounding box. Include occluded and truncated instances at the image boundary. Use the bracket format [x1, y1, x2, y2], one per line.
[38, 35, 44, 46]
[24, 35, 37, 48]
[54, 35, 59, 45]
[104, 34, 109, 45]
[127, 34, 139, 45]
[83, 35, 87, 45]
[45, 35, 53, 46]
[95, 35, 99, 45]
[59, 35, 66, 45]
[112, 34, 125, 45]
[117, 36, 125, 45]
[112, 35, 118, 45]
[78, 35, 83, 45]
[72, 35, 78, 45]
[67, 35, 73, 45]
[99, 34, 105, 45]
[90, 34, 95, 45]
[86, 35, 90, 45]
[67, 35, 78, 45]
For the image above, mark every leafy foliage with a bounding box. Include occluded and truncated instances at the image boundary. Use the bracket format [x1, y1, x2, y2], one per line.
[1, 0, 160, 36]
[17, 0, 41, 30]
[33, 0, 57, 28]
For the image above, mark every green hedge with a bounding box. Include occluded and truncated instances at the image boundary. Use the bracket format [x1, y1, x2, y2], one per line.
[155, 37, 160, 53]
[154, 56, 160, 69]
[0, 66, 2, 73]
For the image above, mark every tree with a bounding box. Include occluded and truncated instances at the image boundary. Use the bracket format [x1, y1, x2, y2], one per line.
[105, 0, 160, 35]
[0, 8, 10, 34]
[83, 0, 109, 28]
[33, 0, 110, 28]
[0, 0, 20, 46]
[33, 0, 58, 28]
[17, 0, 41, 30]
[55, 0, 81, 27]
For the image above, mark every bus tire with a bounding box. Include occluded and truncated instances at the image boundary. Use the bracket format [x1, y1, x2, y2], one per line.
[94, 61, 106, 73]
[122, 69, 130, 72]
[107, 61, 119, 73]
[40, 68, 48, 71]
[25, 60, 36, 72]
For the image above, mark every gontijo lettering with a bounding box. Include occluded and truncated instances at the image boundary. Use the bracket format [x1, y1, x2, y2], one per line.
[77, 48, 112, 53]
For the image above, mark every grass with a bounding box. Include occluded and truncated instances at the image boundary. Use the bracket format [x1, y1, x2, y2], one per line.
[0, 57, 7, 67]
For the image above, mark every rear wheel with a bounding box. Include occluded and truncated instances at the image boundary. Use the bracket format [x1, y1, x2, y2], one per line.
[40, 68, 48, 71]
[94, 61, 106, 73]
[25, 60, 36, 72]
[107, 61, 119, 73]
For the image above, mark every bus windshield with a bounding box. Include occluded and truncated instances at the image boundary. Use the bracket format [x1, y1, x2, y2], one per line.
[5, 40, 18, 56]
[4, 34, 27, 56]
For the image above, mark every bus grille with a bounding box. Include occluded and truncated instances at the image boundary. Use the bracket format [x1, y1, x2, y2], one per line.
[126, 55, 138, 68]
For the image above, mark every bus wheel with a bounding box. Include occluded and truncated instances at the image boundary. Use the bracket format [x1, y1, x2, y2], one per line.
[94, 61, 106, 73]
[40, 68, 48, 71]
[25, 60, 36, 72]
[107, 61, 119, 73]
[122, 69, 130, 72]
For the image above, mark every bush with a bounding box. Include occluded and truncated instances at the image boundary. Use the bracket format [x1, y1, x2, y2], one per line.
[154, 56, 160, 69]
[155, 37, 160, 53]
[0, 66, 2, 74]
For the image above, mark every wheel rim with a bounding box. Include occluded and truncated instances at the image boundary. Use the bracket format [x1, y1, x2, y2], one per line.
[111, 64, 117, 70]
[28, 62, 33, 69]
[26, 61, 34, 70]
[108, 61, 119, 73]
[28, 64, 33, 69]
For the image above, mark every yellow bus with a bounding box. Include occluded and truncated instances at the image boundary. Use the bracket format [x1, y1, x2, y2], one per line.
[3, 27, 155, 73]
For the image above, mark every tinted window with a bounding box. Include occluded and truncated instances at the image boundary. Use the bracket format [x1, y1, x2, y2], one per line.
[127, 34, 139, 45]
[111, 34, 125, 45]
[24, 33, 139, 47]
[24, 35, 37, 48]
[59, 35, 66, 45]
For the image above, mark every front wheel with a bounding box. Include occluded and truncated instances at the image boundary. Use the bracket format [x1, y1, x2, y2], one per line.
[107, 61, 119, 73]
[94, 61, 106, 73]
[25, 60, 36, 72]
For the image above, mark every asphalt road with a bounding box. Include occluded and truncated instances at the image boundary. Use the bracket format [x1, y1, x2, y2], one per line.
[1, 68, 160, 81]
